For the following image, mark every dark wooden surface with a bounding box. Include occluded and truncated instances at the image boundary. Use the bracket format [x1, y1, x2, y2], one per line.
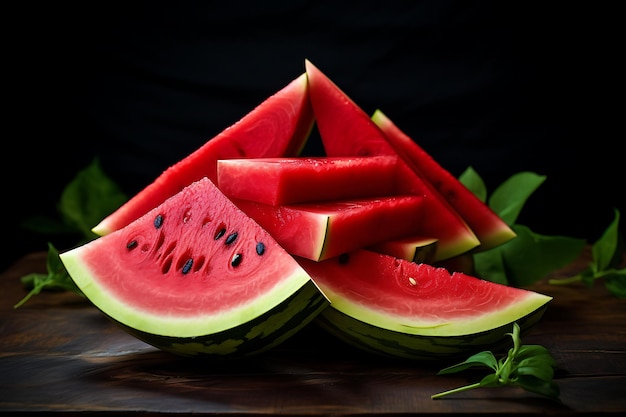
[1, 248, 625, 415]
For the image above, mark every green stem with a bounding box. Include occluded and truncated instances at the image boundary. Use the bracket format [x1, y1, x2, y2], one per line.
[548, 274, 583, 286]
[431, 382, 483, 399]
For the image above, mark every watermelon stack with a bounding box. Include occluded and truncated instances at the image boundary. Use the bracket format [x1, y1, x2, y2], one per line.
[60, 60, 551, 361]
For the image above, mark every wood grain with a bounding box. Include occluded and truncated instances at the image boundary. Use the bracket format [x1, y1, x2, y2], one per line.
[1, 249, 624, 415]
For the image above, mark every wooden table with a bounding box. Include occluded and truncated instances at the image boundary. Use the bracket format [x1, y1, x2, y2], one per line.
[1, 248, 624, 415]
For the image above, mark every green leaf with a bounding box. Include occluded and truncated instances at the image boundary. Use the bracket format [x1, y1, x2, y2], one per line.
[514, 375, 560, 400]
[436, 351, 499, 374]
[462, 168, 585, 288]
[432, 322, 559, 400]
[458, 166, 487, 203]
[591, 208, 620, 273]
[516, 345, 556, 365]
[58, 158, 127, 239]
[516, 364, 555, 382]
[478, 373, 501, 387]
[604, 269, 626, 298]
[473, 246, 510, 285]
[14, 158, 126, 308]
[488, 172, 546, 226]
[475, 224, 586, 287]
[14, 243, 83, 308]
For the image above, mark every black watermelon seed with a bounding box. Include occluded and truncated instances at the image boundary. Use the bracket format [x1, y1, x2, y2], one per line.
[182, 258, 193, 274]
[231, 253, 243, 267]
[338, 253, 350, 264]
[225, 232, 238, 245]
[127, 240, 138, 251]
[154, 214, 164, 229]
[214, 227, 226, 240]
[256, 242, 266, 256]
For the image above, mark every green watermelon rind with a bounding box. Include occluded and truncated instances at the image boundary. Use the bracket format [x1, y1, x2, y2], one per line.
[316, 302, 549, 361]
[371, 109, 517, 253]
[60, 245, 319, 339]
[318, 284, 552, 337]
[117, 280, 329, 358]
[92, 72, 314, 236]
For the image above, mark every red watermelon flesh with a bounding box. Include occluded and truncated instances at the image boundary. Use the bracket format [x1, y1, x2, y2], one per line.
[60, 177, 322, 340]
[217, 155, 401, 206]
[368, 235, 438, 263]
[232, 195, 425, 261]
[305, 60, 480, 261]
[297, 249, 552, 336]
[372, 109, 516, 252]
[93, 73, 314, 236]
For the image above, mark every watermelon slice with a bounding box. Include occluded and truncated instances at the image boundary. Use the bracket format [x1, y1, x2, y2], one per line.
[305, 59, 480, 262]
[371, 109, 516, 252]
[60, 177, 329, 358]
[217, 155, 400, 206]
[297, 249, 552, 361]
[368, 235, 438, 263]
[232, 195, 425, 261]
[93, 73, 315, 236]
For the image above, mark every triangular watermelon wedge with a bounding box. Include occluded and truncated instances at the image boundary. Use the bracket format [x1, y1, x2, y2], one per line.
[93, 73, 314, 236]
[372, 109, 517, 252]
[305, 59, 480, 261]
[297, 249, 552, 361]
[61, 177, 329, 358]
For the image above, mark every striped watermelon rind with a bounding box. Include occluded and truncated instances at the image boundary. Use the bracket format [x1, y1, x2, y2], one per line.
[115, 279, 328, 358]
[297, 249, 552, 361]
[315, 301, 549, 361]
[60, 177, 330, 358]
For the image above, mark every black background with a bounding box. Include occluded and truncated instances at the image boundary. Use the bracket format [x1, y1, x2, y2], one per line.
[4, 1, 623, 271]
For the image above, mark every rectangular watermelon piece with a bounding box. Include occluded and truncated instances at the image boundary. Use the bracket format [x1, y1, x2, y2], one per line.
[217, 155, 401, 206]
[232, 195, 425, 261]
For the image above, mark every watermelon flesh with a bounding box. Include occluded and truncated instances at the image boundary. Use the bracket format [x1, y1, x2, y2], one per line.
[297, 249, 552, 360]
[232, 195, 425, 261]
[368, 235, 438, 263]
[305, 59, 480, 262]
[60, 177, 328, 357]
[92, 73, 315, 236]
[371, 109, 516, 252]
[217, 155, 400, 206]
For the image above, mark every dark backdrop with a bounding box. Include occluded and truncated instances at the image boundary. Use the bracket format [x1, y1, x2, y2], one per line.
[4, 1, 622, 271]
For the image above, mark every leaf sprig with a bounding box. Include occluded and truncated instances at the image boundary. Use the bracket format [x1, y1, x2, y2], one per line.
[432, 323, 560, 400]
[549, 208, 626, 297]
[13, 243, 83, 309]
[14, 158, 127, 309]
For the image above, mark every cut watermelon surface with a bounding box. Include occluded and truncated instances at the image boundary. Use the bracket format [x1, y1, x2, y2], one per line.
[368, 235, 438, 263]
[297, 249, 552, 360]
[371, 109, 516, 252]
[217, 155, 400, 206]
[59, 60, 555, 362]
[233, 195, 425, 261]
[305, 59, 480, 261]
[61, 177, 328, 358]
[93, 73, 315, 236]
